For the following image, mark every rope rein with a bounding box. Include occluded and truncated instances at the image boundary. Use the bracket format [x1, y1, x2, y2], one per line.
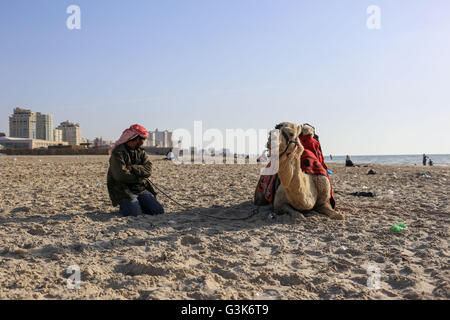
[148, 180, 260, 221]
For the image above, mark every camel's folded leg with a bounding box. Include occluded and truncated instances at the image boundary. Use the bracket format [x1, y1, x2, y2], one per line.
[274, 203, 306, 220]
[315, 205, 345, 220]
[273, 184, 305, 220]
[302, 209, 321, 217]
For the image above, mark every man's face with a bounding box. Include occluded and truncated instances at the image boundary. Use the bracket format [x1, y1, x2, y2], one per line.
[136, 137, 144, 148]
[127, 136, 145, 149]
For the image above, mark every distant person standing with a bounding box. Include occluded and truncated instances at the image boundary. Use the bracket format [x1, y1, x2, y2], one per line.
[345, 155, 355, 167]
[423, 154, 428, 166]
[330, 154, 333, 160]
[428, 158, 433, 166]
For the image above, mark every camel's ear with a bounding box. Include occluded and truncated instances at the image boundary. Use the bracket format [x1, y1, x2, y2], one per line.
[297, 124, 303, 137]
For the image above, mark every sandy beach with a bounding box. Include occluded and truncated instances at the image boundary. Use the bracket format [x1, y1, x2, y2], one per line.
[0, 154, 448, 300]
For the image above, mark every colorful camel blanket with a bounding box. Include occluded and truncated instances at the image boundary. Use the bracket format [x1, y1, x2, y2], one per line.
[299, 135, 328, 171]
[256, 173, 279, 204]
[256, 148, 336, 208]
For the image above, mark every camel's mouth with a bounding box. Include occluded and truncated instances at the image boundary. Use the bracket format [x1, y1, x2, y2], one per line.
[283, 140, 300, 158]
[278, 128, 299, 158]
[266, 122, 302, 157]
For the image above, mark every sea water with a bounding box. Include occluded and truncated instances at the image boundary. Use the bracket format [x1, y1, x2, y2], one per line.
[326, 154, 450, 166]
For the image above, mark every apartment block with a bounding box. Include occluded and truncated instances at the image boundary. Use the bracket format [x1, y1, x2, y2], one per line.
[36, 112, 54, 141]
[53, 129, 63, 143]
[9, 108, 37, 139]
[56, 121, 82, 146]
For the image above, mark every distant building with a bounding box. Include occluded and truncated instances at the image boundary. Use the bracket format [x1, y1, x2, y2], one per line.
[36, 112, 54, 141]
[165, 131, 173, 148]
[152, 129, 173, 148]
[0, 137, 68, 149]
[53, 129, 63, 143]
[93, 137, 103, 147]
[9, 107, 37, 139]
[56, 121, 82, 145]
[9, 108, 55, 141]
[153, 129, 163, 147]
[93, 137, 113, 148]
[145, 132, 156, 147]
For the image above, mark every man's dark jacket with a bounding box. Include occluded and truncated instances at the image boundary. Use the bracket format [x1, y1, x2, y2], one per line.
[107, 143, 157, 207]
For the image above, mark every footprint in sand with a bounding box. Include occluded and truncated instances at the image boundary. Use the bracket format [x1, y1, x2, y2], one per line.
[180, 235, 202, 246]
[254, 288, 282, 300]
[273, 273, 304, 286]
[210, 266, 238, 280]
[34, 245, 64, 260]
[27, 226, 46, 236]
[387, 275, 416, 290]
[115, 260, 168, 276]
[10, 206, 31, 214]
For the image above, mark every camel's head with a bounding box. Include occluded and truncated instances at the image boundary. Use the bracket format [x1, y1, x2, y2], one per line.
[267, 122, 303, 158]
[300, 124, 315, 137]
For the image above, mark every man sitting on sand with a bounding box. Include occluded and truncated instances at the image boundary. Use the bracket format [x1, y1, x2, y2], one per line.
[107, 124, 164, 217]
[346, 155, 355, 167]
[166, 148, 174, 161]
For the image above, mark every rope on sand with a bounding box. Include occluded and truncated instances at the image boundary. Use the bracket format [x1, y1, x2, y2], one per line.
[149, 180, 260, 221]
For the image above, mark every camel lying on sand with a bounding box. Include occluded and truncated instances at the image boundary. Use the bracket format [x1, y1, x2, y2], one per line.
[254, 122, 344, 220]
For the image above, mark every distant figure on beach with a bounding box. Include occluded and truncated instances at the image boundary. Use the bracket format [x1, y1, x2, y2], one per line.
[345, 155, 355, 167]
[330, 154, 333, 160]
[107, 124, 164, 217]
[423, 154, 428, 166]
[428, 158, 433, 166]
[166, 149, 174, 161]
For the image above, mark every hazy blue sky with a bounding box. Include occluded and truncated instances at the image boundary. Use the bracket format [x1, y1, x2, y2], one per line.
[1, 0, 449, 155]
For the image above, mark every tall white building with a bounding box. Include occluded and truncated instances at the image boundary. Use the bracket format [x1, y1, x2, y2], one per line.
[9, 108, 37, 139]
[53, 129, 63, 143]
[151, 129, 173, 148]
[143, 132, 156, 147]
[36, 112, 54, 141]
[56, 121, 82, 145]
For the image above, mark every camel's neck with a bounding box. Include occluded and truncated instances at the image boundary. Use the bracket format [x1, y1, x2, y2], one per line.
[278, 153, 301, 187]
[278, 151, 312, 209]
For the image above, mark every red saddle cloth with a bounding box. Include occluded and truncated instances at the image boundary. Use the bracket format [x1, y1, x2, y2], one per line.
[301, 149, 327, 175]
[256, 173, 279, 204]
[256, 140, 336, 208]
[299, 135, 328, 171]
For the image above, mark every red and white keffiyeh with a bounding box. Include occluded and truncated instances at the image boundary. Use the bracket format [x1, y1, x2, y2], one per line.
[111, 124, 149, 151]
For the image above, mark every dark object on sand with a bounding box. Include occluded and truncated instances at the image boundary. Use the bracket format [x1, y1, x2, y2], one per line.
[351, 191, 376, 197]
[417, 172, 431, 178]
[428, 159, 433, 166]
[367, 169, 377, 175]
[345, 155, 354, 167]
